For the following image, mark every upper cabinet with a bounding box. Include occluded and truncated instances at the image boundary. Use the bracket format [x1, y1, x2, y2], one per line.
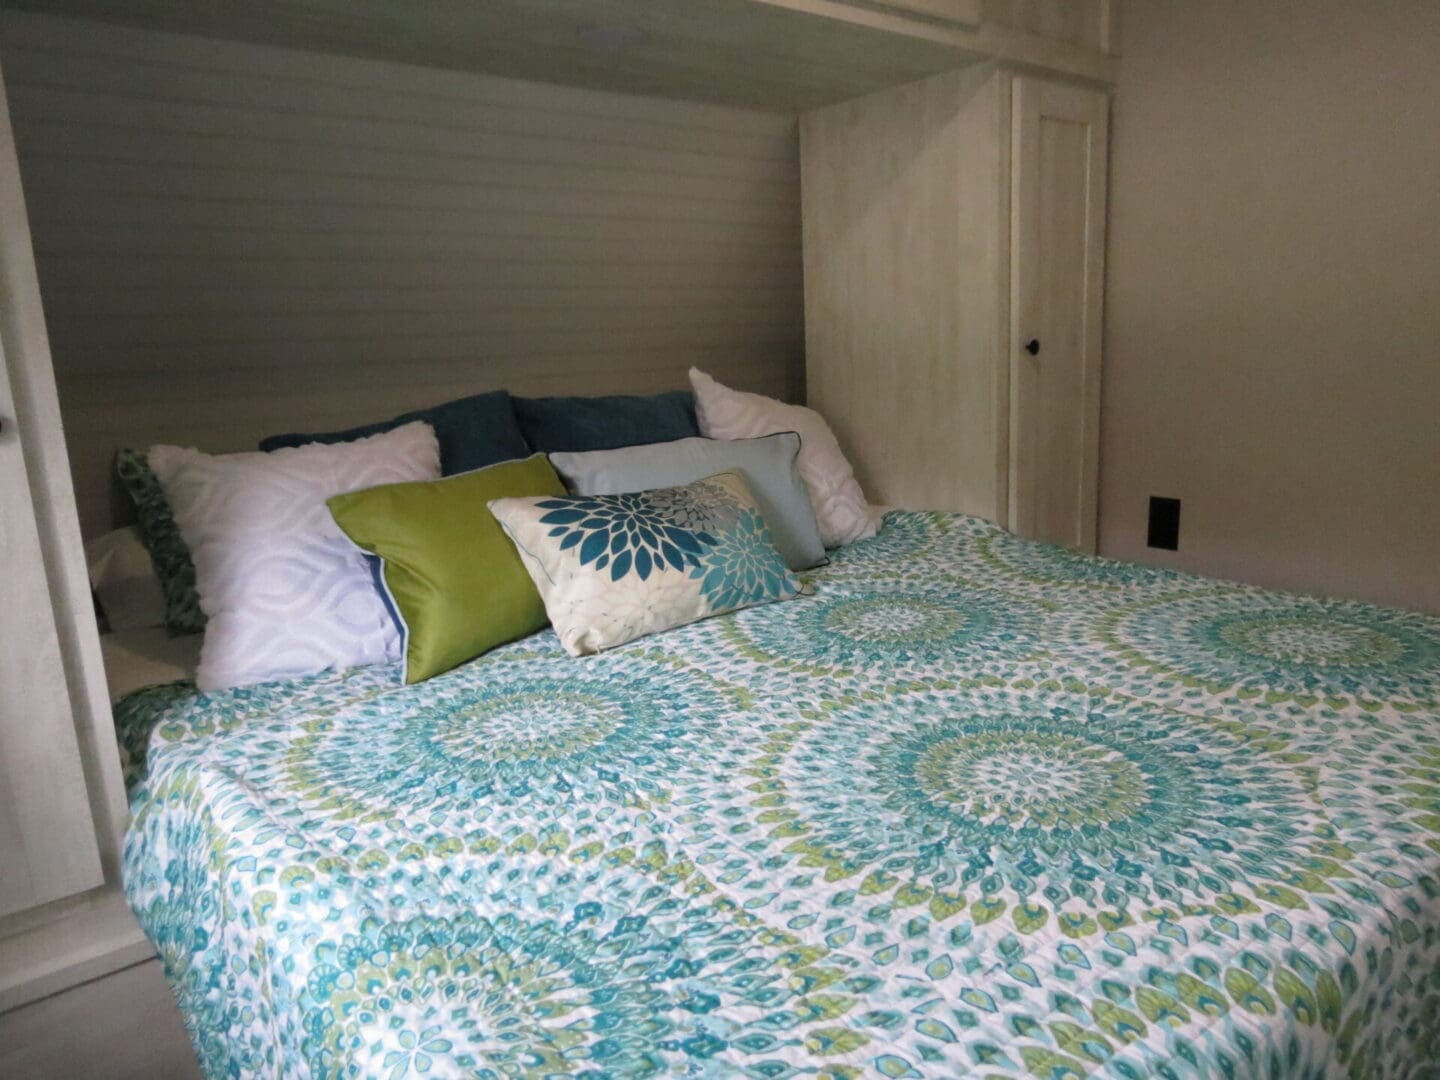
[0, 55, 140, 1008]
[0, 63, 114, 920]
[0, 339, 103, 919]
[3, 0, 1116, 112]
[984, 0, 1119, 55]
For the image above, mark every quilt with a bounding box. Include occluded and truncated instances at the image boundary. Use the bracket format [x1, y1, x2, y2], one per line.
[116, 512, 1440, 1077]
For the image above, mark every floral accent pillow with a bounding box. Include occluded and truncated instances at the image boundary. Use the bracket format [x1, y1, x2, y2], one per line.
[489, 471, 804, 656]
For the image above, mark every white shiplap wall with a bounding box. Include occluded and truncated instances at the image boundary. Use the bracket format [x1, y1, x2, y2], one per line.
[0, 12, 804, 537]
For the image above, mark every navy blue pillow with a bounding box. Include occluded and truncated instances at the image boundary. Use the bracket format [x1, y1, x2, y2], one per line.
[512, 391, 699, 453]
[258, 390, 530, 476]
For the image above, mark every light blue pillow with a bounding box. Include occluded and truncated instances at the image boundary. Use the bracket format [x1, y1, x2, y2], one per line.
[549, 433, 826, 571]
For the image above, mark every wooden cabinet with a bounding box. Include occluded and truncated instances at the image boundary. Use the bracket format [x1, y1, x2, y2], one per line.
[983, 0, 1118, 54]
[0, 330, 103, 919]
[0, 56, 143, 1011]
[801, 67, 1108, 550]
[1008, 74, 1107, 549]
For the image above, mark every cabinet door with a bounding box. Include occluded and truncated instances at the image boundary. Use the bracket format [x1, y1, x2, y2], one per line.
[0, 95, 105, 917]
[1008, 74, 1107, 551]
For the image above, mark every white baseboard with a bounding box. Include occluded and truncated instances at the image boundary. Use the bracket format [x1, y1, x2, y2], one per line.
[0, 885, 152, 1012]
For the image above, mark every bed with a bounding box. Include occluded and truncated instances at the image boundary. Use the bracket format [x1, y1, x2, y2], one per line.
[115, 511, 1440, 1077]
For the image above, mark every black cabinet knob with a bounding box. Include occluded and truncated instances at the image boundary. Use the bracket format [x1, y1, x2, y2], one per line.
[1025, 339, 1040, 356]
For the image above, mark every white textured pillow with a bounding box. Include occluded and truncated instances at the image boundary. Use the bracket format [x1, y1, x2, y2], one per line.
[689, 367, 880, 547]
[149, 422, 440, 690]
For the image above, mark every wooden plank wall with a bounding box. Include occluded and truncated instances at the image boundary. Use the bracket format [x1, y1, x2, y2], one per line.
[0, 12, 804, 536]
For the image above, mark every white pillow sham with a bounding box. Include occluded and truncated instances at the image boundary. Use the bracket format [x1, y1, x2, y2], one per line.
[689, 367, 880, 548]
[149, 421, 440, 691]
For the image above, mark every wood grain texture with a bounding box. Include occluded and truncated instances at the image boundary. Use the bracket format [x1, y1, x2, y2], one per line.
[982, 0, 1115, 54]
[0, 885, 151, 1012]
[0, 328, 102, 917]
[803, 67, 1106, 540]
[1007, 75, 1107, 551]
[0, 48, 121, 923]
[0, 959, 199, 1079]
[0, 12, 805, 537]
[0, 40, 142, 1011]
[801, 66, 1007, 518]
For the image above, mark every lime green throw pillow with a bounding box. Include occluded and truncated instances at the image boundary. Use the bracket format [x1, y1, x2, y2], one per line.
[327, 453, 566, 683]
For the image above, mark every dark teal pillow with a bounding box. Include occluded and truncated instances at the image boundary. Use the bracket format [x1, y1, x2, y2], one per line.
[258, 390, 529, 476]
[114, 448, 206, 636]
[512, 391, 698, 453]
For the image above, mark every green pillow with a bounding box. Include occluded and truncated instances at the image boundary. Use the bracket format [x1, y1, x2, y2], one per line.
[327, 453, 566, 683]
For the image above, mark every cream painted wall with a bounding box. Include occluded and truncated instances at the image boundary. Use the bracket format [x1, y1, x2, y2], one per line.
[1099, 0, 1440, 614]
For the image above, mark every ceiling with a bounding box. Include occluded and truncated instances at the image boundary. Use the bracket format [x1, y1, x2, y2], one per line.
[2, 0, 997, 113]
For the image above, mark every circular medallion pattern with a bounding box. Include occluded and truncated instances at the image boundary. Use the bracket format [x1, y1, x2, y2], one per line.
[1209, 613, 1406, 669]
[116, 510, 1440, 1078]
[899, 725, 1156, 834]
[436, 687, 628, 761]
[770, 689, 1314, 905]
[308, 912, 683, 1077]
[283, 665, 718, 824]
[821, 510, 939, 570]
[826, 594, 976, 647]
[974, 531, 1171, 593]
[723, 587, 1040, 678]
[1100, 592, 1440, 704]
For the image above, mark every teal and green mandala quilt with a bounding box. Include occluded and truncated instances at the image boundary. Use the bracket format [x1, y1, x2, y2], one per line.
[117, 512, 1440, 1077]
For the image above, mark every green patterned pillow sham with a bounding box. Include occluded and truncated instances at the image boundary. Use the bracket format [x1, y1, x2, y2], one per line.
[114, 448, 206, 636]
[489, 470, 803, 656]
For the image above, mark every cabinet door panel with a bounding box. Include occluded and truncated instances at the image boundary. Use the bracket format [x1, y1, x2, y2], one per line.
[0, 359, 104, 916]
[1008, 75, 1107, 551]
[0, 132, 104, 918]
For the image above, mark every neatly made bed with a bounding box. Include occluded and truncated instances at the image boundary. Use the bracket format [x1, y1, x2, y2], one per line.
[116, 512, 1440, 1077]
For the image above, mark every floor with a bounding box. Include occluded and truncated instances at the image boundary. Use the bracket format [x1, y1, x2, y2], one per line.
[0, 958, 200, 1079]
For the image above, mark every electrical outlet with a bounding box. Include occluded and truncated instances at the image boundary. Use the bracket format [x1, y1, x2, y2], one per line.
[1147, 497, 1181, 551]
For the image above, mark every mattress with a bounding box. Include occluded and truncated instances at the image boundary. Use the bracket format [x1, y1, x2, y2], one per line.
[115, 511, 1440, 1077]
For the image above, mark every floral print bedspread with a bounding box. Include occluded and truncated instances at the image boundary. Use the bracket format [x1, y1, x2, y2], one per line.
[117, 512, 1440, 1078]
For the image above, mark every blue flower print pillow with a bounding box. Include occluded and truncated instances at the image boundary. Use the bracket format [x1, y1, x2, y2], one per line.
[489, 471, 804, 656]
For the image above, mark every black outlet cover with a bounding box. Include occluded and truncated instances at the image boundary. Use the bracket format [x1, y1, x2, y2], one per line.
[1147, 496, 1181, 550]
